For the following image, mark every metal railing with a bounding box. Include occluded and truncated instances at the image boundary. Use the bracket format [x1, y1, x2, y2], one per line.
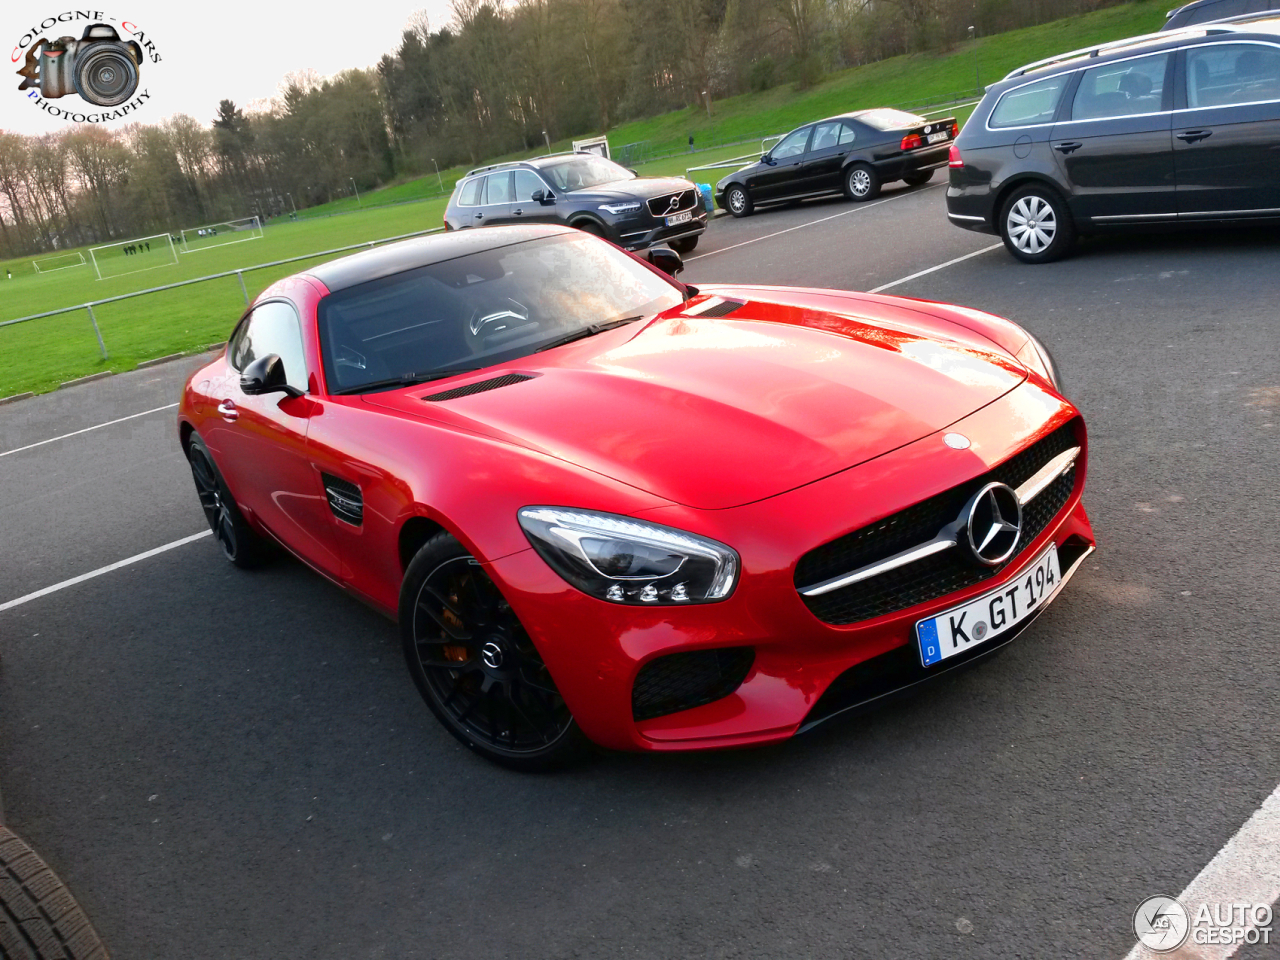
[0, 227, 445, 360]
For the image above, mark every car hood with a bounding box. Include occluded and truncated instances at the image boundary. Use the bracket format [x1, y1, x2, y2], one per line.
[572, 177, 695, 204]
[362, 296, 1027, 510]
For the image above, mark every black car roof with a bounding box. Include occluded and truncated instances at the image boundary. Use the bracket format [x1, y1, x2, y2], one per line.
[306, 224, 576, 293]
[1002, 13, 1280, 82]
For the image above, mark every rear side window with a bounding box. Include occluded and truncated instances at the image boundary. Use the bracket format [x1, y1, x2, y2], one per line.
[810, 122, 844, 151]
[458, 177, 482, 206]
[484, 172, 513, 204]
[1187, 43, 1280, 107]
[1072, 53, 1169, 120]
[989, 73, 1070, 128]
[838, 124, 856, 145]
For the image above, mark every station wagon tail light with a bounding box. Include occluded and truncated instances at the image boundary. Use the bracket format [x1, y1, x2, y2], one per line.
[948, 144, 964, 168]
[901, 133, 922, 151]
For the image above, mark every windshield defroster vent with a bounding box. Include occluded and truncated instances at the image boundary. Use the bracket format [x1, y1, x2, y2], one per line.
[684, 297, 746, 318]
[423, 373, 533, 402]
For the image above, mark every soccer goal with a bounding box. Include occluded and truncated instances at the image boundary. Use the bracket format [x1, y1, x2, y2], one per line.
[32, 251, 87, 274]
[179, 216, 263, 254]
[88, 233, 179, 281]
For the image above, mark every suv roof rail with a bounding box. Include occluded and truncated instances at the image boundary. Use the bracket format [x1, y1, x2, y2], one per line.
[1004, 26, 1201, 79]
[464, 159, 532, 177]
[463, 150, 602, 177]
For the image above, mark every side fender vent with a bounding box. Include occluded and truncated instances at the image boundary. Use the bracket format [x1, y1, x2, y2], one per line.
[422, 373, 533, 402]
[322, 473, 363, 525]
[684, 297, 746, 318]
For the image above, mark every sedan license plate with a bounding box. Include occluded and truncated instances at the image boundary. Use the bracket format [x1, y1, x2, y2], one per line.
[916, 544, 1061, 667]
[666, 211, 693, 226]
[927, 131, 949, 144]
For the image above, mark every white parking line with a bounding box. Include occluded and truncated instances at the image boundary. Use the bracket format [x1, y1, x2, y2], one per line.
[0, 530, 211, 614]
[0, 402, 178, 458]
[1124, 781, 1280, 960]
[687, 183, 943, 263]
[868, 241, 1004, 293]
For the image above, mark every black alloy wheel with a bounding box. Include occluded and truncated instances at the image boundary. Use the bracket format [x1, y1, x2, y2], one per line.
[844, 163, 880, 202]
[670, 235, 699, 254]
[187, 435, 269, 568]
[400, 533, 591, 770]
[574, 220, 606, 238]
[725, 185, 753, 218]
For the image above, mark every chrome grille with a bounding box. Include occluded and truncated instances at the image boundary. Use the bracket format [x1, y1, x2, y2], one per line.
[646, 189, 697, 218]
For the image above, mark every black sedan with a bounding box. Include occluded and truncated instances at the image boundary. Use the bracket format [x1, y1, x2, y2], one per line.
[714, 109, 957, 217]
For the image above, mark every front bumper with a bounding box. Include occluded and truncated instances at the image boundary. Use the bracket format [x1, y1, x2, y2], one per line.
[488, 382, 1094, 753]
[614, 209, 709, 250]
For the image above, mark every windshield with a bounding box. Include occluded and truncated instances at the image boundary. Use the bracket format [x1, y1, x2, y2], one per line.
[317, 233, 683, 393]
[538, 155, 634, 192]
[856, 108, 927, 131]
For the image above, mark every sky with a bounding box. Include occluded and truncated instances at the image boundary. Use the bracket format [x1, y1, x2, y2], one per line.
[1, 0, 454, 136]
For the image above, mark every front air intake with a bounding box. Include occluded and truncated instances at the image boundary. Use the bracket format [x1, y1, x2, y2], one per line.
[423, 373, 533, 402]
[632, 647, 755, 721]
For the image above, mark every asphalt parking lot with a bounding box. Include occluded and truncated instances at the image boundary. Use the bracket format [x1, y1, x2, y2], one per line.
[2, 179, 1279, 959]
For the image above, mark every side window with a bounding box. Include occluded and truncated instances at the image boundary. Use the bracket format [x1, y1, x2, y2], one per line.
[513, 170, 546, 202]
[229, 301, 308, 393]
[1187, 43, 1280, 108]
[989, 73, 1070, 127]
[810, 121, 844, 152]
[484, 172, 514, 204]
[837, 123, 856, 145]
[772, 127, 810, 159]
[1072, 52, 1169, 120]
[458, 177, 483, 206]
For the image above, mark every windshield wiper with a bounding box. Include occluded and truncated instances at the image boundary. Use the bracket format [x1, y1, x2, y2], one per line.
[534, 316, 644, 354]
[334, 366, 482, 395]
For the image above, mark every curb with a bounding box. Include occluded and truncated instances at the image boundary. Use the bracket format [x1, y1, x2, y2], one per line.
[0, 393, 34, 407]
[136, 353, 184, 368]
[59, 372, 114, 389]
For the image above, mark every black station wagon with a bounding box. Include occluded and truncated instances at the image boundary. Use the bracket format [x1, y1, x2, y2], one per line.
[947, 15, 1280, 262]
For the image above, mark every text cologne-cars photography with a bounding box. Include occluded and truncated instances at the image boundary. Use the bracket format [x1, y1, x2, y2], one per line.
[179, 225, 1093, 769]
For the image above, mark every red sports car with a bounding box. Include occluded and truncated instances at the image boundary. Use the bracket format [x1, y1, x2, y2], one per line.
[179, 225, 1094, 769]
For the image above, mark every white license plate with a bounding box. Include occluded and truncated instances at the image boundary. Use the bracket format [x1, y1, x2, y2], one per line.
[666, 211, 693, 226]
[916, 544, 1061, 667]
[927, 131, 949, 144]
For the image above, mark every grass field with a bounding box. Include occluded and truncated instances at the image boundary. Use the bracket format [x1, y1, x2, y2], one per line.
[0, 0, 1170, 399]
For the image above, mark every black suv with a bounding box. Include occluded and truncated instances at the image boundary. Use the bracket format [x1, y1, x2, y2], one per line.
[947, 14, 1280, 262]
[443, 153, 707, 253]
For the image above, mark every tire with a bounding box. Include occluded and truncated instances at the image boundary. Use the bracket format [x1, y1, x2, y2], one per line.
[669, 235, 698, 254]
[903, 169, 934, 187]
[0, 825, 109, 960]
[186, 434, 271, 568]
[999, 185, 1077, 264]
[725, 185, 753, 218]
[399, 532, 593, 771]
[844, 164, 880, 202]
[573, 220, 606, 238]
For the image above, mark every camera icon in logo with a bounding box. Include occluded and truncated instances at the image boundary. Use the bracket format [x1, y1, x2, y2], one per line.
[1133, 895, 1191, 952]
[16, 24, 142, 107]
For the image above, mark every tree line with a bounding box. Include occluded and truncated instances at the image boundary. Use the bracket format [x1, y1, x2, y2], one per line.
[0, 0, 1131, 260]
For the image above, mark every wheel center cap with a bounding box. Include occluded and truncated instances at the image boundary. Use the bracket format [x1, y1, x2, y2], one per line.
[1029, 220, 1038, 228]
[481, 640, 504, 670]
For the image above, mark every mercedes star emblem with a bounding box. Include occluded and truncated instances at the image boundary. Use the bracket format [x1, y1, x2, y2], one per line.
[961, 482, 1022, 566]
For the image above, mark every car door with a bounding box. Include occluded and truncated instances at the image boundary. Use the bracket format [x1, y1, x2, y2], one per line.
[801, 121, 856, 194]
[477, 171, 516, 226]
[210, 300, 342, 576]
[511, 169, 558, 224]
[1050, 51, 1177, 224]
[1175, 41, 1280, 217]
[750, 126, 812, 200]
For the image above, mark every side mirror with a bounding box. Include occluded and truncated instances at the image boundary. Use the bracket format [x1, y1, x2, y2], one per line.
[241, 354, 302, 398]
[761, 153, 775, 165]
[628, 168, 638, 176]
[531, 189, 555, 204]
[647, 245, 684, 277]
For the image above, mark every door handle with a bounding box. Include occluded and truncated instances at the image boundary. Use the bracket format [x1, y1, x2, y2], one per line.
[1054, 141, 1083, 154]
[1177, 130, 1212, 143]
[217, 399, 238, 422]
[474, 212, 485, 219]
[513, 208, 523, 216]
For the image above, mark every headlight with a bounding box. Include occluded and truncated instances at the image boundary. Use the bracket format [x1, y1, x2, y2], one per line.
[1015, 331, 1062, 392]
[599, 201, 642, 215]
[517, 507, 739, 605]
